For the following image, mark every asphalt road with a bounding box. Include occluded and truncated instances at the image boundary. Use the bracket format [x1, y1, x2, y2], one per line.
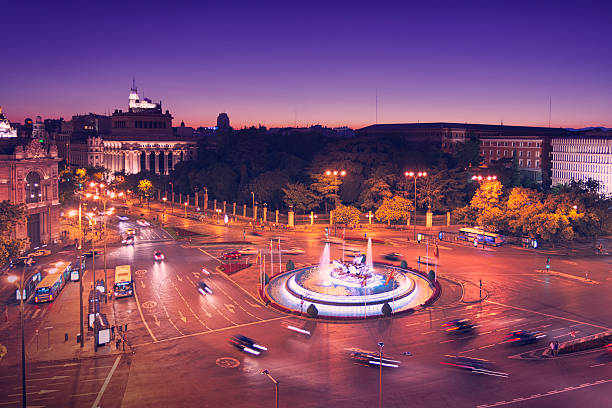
[1, 212, 611, 407]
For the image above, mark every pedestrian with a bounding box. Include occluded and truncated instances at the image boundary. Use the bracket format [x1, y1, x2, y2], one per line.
[111, 325, 115, 337]
[549, 341, 555, 356]
[116, 338, 120, 350]
[553, 341, 559, 356]
[122, 339, 125, 351]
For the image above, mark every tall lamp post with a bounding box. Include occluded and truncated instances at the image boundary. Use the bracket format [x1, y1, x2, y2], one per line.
[8, 268, 27, 408]
[67, 202, 84, 348]
[405, 171, 427, 241]
[261, 369, 279, 408]
[378, 341, 384, 408]
[169, 182, 174, 214]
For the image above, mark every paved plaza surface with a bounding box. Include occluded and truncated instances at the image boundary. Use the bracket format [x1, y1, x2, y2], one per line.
[1, 206, 611, 407]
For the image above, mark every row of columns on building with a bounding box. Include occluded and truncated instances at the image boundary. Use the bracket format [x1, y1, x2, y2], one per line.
[155, 190, 450, 228]
[104, 150, 185, 175]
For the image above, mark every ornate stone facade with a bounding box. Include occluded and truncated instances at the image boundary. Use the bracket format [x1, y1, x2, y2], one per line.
[0, 138, 61, 246]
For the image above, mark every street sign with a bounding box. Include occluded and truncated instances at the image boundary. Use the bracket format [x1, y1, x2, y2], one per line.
[15, 289, 26, 300]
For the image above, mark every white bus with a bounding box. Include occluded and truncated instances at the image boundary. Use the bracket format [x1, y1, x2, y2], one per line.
[458, 228, 504, 246]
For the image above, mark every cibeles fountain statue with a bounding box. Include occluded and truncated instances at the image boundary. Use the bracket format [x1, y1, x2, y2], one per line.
[264, 237, 436, 318]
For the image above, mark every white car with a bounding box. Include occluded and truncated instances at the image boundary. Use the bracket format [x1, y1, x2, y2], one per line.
[31, 249, 51, 257]
[417, 256, 438, 266]
[238, 247, 258, 255]
[283, 248, 305, 255]
[136, 219, 151, 227]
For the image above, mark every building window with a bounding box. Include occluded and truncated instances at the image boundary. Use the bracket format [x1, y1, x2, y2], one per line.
[527, 160, 531, 167]
[490, 150, 493, 155]
[519, 151, 523, 157]
[527, 151, 531, 157]
[519, 159, 523, 166]
[25, 172, 42, 203]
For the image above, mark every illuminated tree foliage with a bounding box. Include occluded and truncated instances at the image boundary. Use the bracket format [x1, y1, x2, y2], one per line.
[0, 201, 27, 265]
[374, 196, 414, 225]
[333, 204, 361, 226]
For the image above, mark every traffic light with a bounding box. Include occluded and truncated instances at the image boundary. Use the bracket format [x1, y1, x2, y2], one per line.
[325, 227, 329, 237]
[546, 257, 550, 270]
[417, 233, 423, 243]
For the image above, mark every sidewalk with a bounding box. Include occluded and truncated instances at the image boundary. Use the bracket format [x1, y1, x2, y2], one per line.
[25, 268, 127, 363]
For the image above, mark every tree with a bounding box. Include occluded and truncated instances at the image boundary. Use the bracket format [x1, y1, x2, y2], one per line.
[359, 173, 392, 211]
[0, 201, 27, 265]
[333, 204, 361, 226]
[282, 183, 318, 214]
[374, 196, 414, 225]
[310, 172, 343, 212]
[470, 180, 503, 211]
[137, 179, 154, 206]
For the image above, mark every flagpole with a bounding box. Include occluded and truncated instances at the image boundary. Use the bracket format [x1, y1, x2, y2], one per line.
[270, 240, 274, 278]
[278, 237, 282, 275]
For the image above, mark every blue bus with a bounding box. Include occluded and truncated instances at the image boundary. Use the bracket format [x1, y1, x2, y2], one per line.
[34, 261, 71, 303]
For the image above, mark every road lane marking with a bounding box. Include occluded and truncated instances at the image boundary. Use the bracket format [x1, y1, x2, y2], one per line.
[151, 282, 184, 336]
[476, 378, 612, 407]
[90, 355, 121, 408]
[207, 280, 262, 320]
[197, 247, 266, 307]
[133, 283, 158, 342]
[178, 310, 187, 323]
[170, 280, 211, 330]
[133, 316, 287, 347]
[484, 300, 612, 331]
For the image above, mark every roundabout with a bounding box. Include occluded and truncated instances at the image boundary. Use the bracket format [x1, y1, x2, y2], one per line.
[264, 241, 437, 318]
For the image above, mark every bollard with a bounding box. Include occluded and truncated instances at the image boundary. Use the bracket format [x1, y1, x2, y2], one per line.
[65, 333, 68, 342]
[124, 323, 128, 332]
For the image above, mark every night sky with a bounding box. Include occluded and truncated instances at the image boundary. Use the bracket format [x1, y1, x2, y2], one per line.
[3, 1, 611, 129]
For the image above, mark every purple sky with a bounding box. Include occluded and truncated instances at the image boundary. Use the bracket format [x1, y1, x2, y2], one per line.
[3, 1, 611, 129]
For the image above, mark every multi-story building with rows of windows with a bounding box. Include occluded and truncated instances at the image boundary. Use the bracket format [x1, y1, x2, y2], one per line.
[69, 84, 198, 174]
[551, 130, 612, 195]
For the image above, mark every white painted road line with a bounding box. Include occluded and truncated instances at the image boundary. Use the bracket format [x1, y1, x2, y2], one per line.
[484, 300, 612, 331]
[476, 378, 612, 407]
[134, 279, 158, 342]
[90, 355, 121, 408]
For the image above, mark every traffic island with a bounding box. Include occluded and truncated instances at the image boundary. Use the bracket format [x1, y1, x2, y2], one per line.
[557, 331, 612, 355]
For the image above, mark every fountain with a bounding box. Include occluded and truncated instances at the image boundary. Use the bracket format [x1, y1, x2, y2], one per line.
[264, 240, 436, 318]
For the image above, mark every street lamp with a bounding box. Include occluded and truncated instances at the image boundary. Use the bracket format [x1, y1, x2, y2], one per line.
[184, 201, 188, 217]
[69, 192, 85, 348]
[378, 341, 384, 408]
[261, 369, 279, 408]
[8, 271, 27, 408]
[471, 175, 497, 181]
[405, 171, 427, 240]
[169, 182, 174, 213]
[323, 169, 346, 213]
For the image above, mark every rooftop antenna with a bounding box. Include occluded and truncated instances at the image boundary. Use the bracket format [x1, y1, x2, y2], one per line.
[548, 96, 552, 128]
[375, 91, 378, 124]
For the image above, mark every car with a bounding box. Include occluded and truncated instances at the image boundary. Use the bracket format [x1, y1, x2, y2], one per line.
[125, 228, 136, 236]
[122, 236, 135, 245]
[249, 231, 262, 237]
[349, 351, 400, 368]
[283, 247, 305, 255]
[238, 247, 258, 255]
[228, 334, 267, 356]
[605, 343, 612, 355]
[344, 247, 362, 256]
[200, 267, 211, 276]
[442, 319, 476, 334]
[117, 215, 129, 221]
[31, 249, 51, 257]
[440, 356, 508, 377]
[11, 256, 35, 267]
[197, 281, 213, 295]
[136, 219, 151, 227]
[154, 251, 165, 261]
[324, 237, 343, 244]
[222, 251, 242, 260]
[81, 250, 102, 258]
[384, 252, 403, 261]
[502, 330, 546, 345]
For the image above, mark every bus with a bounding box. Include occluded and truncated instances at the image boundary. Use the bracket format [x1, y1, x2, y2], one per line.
[458, 228, 504, 246]
[113, 265, 133, 298]
[34, 261, 71, 303]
